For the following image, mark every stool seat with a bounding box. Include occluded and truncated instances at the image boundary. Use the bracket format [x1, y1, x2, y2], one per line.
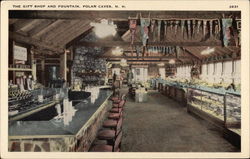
[108, 113, 120, 120]
[98, 129, 116, 140]
[103, 120, 117, 128]
[92, 139, 108, 146]
[89, 144, 112, 152]
[110, 108, 122, 113]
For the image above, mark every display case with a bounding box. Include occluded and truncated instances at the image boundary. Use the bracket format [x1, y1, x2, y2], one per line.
[187, 88, 241, 131]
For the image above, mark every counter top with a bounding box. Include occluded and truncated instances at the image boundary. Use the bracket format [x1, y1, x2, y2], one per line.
[9, 89, 112, 137]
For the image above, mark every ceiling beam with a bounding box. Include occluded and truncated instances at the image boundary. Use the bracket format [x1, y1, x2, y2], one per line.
[32, 20, 65, 38]
[56, 23, 92, 46]
[27, 19, 57, 37]
[9, 11, 240, 20]
[42, 20, 81, 41]
[9, 31, 64, 53]
[11, 19, 37, 32]
[74, 41, 224, 47]
[181, 47, 201, 61]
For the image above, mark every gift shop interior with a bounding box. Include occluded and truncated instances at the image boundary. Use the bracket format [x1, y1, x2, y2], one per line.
[8, 11, 241, 152]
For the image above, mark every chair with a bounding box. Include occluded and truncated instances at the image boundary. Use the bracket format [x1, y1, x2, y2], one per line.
[89, 131, 123, 152]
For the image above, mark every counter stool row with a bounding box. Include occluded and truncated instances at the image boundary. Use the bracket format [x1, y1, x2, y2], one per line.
[89, 94, 126, 152]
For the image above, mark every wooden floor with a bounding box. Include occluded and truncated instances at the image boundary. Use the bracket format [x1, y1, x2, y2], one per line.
[121, 89, 239, 152]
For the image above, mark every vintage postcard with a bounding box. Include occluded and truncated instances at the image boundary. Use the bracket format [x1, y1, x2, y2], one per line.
[0, 0, 249, 158]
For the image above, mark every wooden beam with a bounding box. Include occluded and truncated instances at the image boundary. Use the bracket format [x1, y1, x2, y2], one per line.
[75, 41, 224, 47]
[27, 19, 57, 37]
[65, 27, 93, 48]
[11, 19, 37, 32]
[181, 47, 201, 61]
[9, 32, 64, 53]
[41, 20, 80, 41]
[32, 20, 65, 38]
[57, 23, 92, 46]
[10, 11, 240, 20]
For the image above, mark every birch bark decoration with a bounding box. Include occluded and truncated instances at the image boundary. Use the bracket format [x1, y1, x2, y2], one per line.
[129, 19, 137, 45]
[203, 20, 207, 37]
[157, 20, 162, 41]
[222, 18, 233, 47]
[209, 20, 213, 37]
[187, 20, 191, 38]
[181, 20, 185, 38]
[175, 20, 180, 36]
[197, 20, 201, 34]
[164, 20, 167, 41]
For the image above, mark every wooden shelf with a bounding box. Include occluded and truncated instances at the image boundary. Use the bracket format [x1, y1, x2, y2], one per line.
[9, 68, 32, 71]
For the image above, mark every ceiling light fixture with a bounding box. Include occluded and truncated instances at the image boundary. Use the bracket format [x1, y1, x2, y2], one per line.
[90, 19, 117, 38]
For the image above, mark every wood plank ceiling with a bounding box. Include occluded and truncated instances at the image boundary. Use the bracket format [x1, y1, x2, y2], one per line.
[9, 10, 241, 64]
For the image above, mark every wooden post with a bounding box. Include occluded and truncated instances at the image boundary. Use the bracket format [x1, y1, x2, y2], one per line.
[60, 50, 67, 81]
[41, 58, 45, 85]
[30, 48, 37, 81]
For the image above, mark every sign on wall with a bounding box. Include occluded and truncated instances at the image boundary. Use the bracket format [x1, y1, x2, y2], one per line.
[14, 45, 27, 61]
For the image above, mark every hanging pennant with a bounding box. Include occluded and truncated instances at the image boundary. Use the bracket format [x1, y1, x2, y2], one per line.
[157, 20, 162, 42]
[150, 19, 156, 33]
[129, 19, 137, 45]
[209, 20, 213, 37]
[164, 20, 168, 41]
[175, 21, 180, 36]
[197, 20, 201, 34]
[181, 20, 185, 38]
[170, 21, 173, 31]
[192, 20, 196, 37]
[187, 20, 191, 38]
[150, 19, 156, 42]
[140, 18, 150, 46]
[222, 18, 233, 47]
[203, 20, 207, 37]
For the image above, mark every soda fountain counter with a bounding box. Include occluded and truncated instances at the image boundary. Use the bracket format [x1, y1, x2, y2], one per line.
[8, 89, 113, 152]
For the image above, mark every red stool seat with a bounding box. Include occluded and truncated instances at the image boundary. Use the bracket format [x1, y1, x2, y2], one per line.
[110, 108, 122, 113]
[97, 129, 116, 140]
[89, 144, 112, 152]
[108, 113, 120, 120]
[103, 120, 117, 128]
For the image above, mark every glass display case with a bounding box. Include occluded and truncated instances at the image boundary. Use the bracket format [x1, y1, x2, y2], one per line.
[187, 88, 241, 131]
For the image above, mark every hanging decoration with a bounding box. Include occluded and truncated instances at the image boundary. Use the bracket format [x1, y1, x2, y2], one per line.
[181, 20, 185, 38]
[214, 20, 220, 38]
[209, 20, 213, 37]
[222, 18, 233, 47]
[129, 19, 137, 45]
[203, 20, 207, 37]
[150, 19, 156, 42]
[197, 20, 201, 34]
[157, 20, 162, 41]
[192, 20, 196, 37]
[170, 21, 174, 31]
[140, 18, 150, 47]
[175, 20, 179, 36]
[164, 20, 168, 41]
[187, 20, 191, 38]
